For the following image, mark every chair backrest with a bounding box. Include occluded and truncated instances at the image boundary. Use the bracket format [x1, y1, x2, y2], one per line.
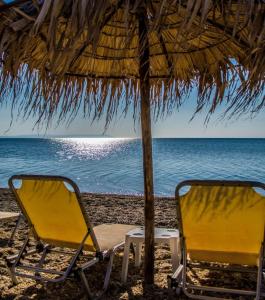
[176, 180, 265, 265]
[9, 175, 99, 252]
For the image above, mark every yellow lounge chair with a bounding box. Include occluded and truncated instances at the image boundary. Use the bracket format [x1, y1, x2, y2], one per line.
[7, 175, 136, 299]
[169, 180, 265, 299]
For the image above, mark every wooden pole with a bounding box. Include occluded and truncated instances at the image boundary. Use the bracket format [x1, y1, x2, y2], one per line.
[138, 6, 155, 285]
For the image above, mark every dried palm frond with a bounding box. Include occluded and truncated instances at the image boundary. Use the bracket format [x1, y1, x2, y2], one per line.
[0, 0, 264, 126]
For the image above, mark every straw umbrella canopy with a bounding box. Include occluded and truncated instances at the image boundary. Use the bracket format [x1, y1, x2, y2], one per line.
[0, 0, 265, 284]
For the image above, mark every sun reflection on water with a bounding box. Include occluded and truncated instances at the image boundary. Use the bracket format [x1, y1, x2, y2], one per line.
[54, 137, 135, 160]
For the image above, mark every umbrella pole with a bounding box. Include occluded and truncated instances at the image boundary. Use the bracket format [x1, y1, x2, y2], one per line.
[138, 7, 155, 285]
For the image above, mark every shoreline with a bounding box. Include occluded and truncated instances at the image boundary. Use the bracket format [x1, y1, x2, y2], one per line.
[0, 188, 176, 228]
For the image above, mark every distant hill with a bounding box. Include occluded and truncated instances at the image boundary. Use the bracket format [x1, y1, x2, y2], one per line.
[0, 134, 112, 138]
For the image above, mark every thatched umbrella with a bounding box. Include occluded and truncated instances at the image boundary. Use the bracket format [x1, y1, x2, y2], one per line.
[0, 0, 264, 284]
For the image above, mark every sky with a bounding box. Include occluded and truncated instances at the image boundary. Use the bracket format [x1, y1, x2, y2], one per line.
[0, 91, 264, 138]
[0, 1, 264, 138]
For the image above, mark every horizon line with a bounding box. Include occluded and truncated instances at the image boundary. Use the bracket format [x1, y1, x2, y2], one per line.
[0, 135, 264, 139]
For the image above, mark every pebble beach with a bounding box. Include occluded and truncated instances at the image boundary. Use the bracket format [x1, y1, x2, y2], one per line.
[0, 188, 259, 299]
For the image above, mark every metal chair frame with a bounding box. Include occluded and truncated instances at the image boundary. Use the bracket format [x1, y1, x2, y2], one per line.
[7, 174, 124, 299]
[168, 179, 265, 300]
[8, 212, 23, 246]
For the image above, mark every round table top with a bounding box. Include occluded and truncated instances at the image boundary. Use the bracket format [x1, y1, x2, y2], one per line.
[126, 226, 179, 240]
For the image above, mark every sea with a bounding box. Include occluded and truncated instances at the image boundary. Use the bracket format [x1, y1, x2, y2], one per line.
[0, 138, 264, 196]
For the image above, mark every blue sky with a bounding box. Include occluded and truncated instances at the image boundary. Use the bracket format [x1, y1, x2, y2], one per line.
[0, 1, 264, 138]
[0, 92, 264, 138]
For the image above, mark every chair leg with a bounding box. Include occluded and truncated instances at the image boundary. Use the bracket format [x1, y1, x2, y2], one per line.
[79, 269, 94, 300]
[7, 232, 31, 285]
[35, 246, 48, 277]
[8, 213, 23, 246]
[7, 266, 18, 285]
[79, 251, 117, 299]
[103, 252, 114, 291]
[121, 236, 131, 283]
[256, 245, 264, 300]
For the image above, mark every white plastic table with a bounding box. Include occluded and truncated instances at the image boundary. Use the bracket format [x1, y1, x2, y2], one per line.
[121, 226, 180, 282]
[0, 211, 20, 221]
[0, 212, 22, 245]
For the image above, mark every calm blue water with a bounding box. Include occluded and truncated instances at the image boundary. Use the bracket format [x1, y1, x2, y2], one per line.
[0, 138, 264, 196]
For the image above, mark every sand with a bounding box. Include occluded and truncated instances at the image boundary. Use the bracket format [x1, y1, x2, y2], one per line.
[0, 188, 259, 299]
